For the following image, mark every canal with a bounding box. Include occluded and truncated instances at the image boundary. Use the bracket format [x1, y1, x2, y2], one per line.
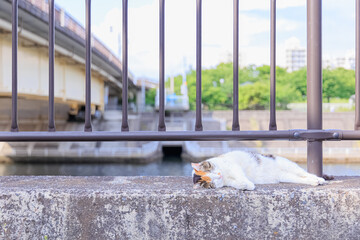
[0, 157, 359, 176]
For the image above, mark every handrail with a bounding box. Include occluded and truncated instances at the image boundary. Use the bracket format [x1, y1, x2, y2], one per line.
[6, 0, 360, 177]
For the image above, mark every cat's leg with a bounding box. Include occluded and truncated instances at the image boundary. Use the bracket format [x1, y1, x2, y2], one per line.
[223, 165, 256, 190]
[276, 156, 308, 176]
[276, 156, 325, 184]
[299, 172, 326, 185]
[279, 172, 324, 186]
[226, 177, 256, 190]
[225, 170, 256, 190]
[286, 166, 326, 185]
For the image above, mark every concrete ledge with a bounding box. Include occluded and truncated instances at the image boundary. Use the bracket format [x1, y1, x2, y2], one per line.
[0, 176, 359, 239]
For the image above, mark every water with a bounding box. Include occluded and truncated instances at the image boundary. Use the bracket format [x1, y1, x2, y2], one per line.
[299, 163, 360, 176]
[0, 156, 192, 176]
[0, 158, 359, 176]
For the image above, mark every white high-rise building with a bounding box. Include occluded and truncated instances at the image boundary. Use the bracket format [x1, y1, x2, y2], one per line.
[323, 53, 355, 70]
[286, 48, 306, 72]
[335, 56, 355, 70]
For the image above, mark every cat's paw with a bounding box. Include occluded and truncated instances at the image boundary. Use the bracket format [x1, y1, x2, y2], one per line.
[308, 177, 326, 186]
[245, 182, 256, 191]
[232, 182, 255, 191]
[317, 177, 326, 185]
[305, 174, 326, 186]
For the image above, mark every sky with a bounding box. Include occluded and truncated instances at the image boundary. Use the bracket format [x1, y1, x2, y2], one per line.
[56, 0, 357, 81]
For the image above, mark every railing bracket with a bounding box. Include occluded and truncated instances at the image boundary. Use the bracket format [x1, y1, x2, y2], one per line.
[292, 130, 341, 141]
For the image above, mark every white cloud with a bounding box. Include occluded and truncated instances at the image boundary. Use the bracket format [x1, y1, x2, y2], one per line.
[93, 0, 301, 79]
[284, 36, 302, 49]
[93, 8, 121, 56]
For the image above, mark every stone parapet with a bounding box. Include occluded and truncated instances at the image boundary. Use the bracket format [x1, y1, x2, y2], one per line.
[0, 176, 359, 239]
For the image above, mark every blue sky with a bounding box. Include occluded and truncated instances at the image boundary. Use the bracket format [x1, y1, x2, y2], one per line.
[56, 0, 357, 80]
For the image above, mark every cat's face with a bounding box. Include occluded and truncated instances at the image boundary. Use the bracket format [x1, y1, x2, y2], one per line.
[191, 161, 224, 189]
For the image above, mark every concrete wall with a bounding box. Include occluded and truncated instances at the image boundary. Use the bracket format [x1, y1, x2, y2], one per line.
[0, 176, 359, 239]
[0, 34, 104, 109]
[207, 110, 360, 162]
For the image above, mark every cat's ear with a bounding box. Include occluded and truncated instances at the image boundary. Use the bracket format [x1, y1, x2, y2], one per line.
[201, 161, 213, 171]
[191, 163, 201, 171]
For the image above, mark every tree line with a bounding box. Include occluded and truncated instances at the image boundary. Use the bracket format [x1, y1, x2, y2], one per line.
[146, 63, 355, 110]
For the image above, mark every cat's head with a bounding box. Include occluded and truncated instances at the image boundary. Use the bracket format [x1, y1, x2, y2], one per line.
[191, 161, 223, 189]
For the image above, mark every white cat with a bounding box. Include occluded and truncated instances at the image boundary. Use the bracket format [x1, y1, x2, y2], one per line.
[191, 150, 327, 190]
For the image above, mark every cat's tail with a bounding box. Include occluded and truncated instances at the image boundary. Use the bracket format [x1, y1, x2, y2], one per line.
[323, 174, 335, 181]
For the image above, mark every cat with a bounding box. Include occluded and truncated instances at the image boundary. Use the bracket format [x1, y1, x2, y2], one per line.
[191, 150, 332, 190]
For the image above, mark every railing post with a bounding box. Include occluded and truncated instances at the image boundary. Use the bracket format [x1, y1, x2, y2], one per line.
[232, 0, 240, 131]
[84, 0, 92, 132]
[48, 0, 56, 132]
[158, 0, 166, 131]
[122, 0, 129, 131]
[355, 0, 360, 130]
[307, 0, 323, 176]
[11, 0, 19, 132]
[269, 0, 277, 131]
[195, 0, 203, 131]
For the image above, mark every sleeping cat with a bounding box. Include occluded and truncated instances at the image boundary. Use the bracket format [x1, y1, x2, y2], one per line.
[192, 150, 330, 190]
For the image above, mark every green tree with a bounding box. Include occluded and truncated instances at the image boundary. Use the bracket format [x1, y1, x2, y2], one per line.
[239, 82, 269, 110]
[323, 68, 354, 102]
[145, 88, 156, 106]
[161, 63, 355, 110]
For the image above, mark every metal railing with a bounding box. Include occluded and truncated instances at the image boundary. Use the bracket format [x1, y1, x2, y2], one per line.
[5, 0, 360, 177]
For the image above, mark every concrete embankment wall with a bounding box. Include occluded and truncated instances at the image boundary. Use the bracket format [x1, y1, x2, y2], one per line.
[0, 108, 162, 163]
[1, 109, 360, 163]
[0, 176, 359, 239]
[201, 110, 360, 163]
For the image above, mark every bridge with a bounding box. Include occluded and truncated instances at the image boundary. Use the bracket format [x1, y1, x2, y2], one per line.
[0, 0, 147, 161]
[0, 0, 137, 119]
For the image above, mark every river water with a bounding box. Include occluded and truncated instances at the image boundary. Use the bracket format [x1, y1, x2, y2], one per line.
[0, 157, 359, 176]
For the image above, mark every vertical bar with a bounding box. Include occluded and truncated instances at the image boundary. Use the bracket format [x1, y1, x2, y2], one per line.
[11, 0, 19, 132]
[158, 0, 166, 131]
[307, 0, 322, 176]
[355, 0, 360, 130]
[269, 0, 277, 131]
[232, 0, 240, 131]
[195, 0, 203, 131]
[84, 0, 92, 132]
[48, 0, 56, 132]
[122, 0, 129, 131]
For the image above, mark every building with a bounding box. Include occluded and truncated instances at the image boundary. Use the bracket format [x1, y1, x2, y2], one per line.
[323, 54, 355, 70]
[335, 56, 355, 70]
[286, 48, 306, 72]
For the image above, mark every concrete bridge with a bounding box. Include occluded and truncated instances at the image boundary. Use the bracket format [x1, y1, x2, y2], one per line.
[0, 0, 137, 118]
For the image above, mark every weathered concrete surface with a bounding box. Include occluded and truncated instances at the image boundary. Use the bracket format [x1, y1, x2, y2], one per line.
[0, 176, 359, 239]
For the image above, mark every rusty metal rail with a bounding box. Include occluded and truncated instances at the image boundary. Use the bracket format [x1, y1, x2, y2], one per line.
[0, 129, 349, 142]
[6, 0, 360, 176]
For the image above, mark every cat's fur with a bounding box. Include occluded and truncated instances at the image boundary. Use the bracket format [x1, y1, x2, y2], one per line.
[191, 150, 327, 190]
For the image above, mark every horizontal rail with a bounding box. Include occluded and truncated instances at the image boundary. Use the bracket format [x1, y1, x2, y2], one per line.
[0, 130, 351, 142]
